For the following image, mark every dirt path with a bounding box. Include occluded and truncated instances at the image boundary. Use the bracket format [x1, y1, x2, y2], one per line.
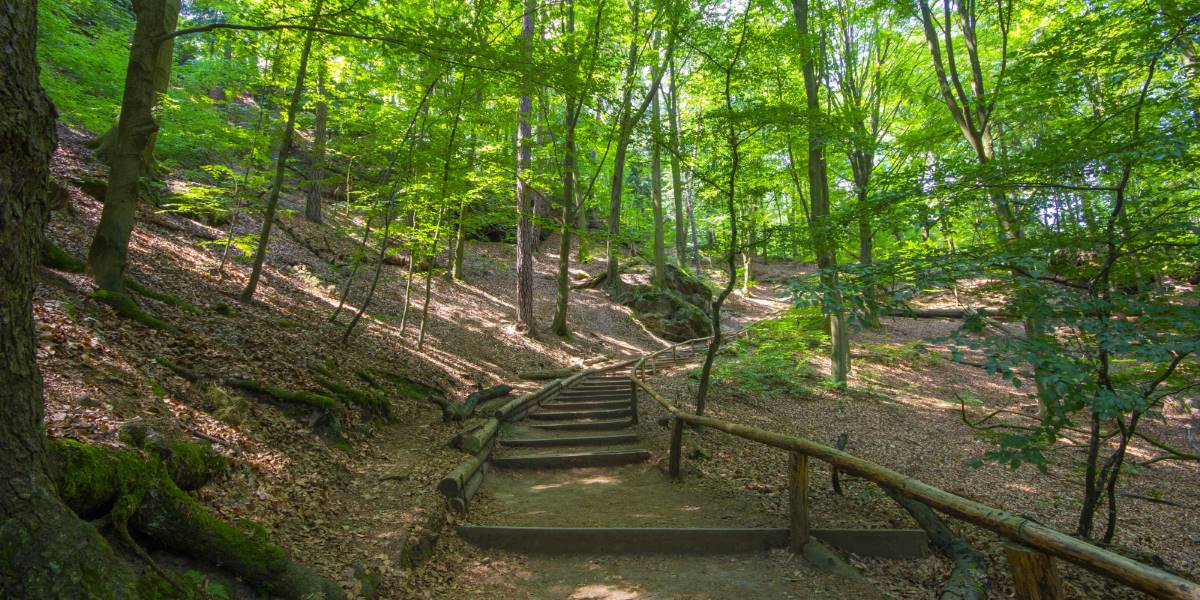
[434, 338, 880, 599]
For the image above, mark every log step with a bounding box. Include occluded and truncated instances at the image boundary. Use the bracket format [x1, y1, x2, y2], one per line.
[500, 433, 640, 448]
[491, 449, 651, 469]
[527, 419, 631, 431]
[456, 527, 929, 557]
[457, 526, 788, 554]
[528, 408, 632, 421]
[555, 393, 631, 401]
[543, 399, 631, 410]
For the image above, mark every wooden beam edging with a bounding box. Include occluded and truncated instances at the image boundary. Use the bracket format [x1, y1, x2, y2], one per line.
[664, 411, 1200, 600]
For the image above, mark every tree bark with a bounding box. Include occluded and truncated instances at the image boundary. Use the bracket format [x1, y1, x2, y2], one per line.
[552, 0, 581, 337]
[241, 0, 324, 302]
[515, 0, 537, 331]
[87, 0, 182, 295]
[1, 2, 137, 594]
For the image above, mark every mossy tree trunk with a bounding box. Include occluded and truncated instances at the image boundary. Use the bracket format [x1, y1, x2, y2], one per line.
[87, 0, 182, 296]
[666, 53, 688, 270]
[1, 4, 136, 595]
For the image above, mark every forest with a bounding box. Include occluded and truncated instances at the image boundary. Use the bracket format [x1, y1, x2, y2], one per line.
[1, 0, 1198, 598]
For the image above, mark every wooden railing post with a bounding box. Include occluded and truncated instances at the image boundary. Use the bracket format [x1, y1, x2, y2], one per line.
[1006, 542, 1064, 600]
[672, 346, 677, 362]
[669, 417, 684, 478]
[789, 452, 809, 552]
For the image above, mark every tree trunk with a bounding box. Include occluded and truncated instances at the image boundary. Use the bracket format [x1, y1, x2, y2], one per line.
[793, 0, 849, 384]
[552, 0, 580, 337]
[305, 58, 328, 224]
[696, 8, 750, 416]
[241, 0, 323, 302]
[87, 0, 182, 295]
[1, 3, 137, 594]
[515, 0, 536, 331]
[651, 43, 667, 288]
[667, 54, 688, 269]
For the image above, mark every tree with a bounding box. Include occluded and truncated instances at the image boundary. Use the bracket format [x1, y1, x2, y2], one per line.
[1, 1, 137, 594]
[650, 33, 667, 288]
[87, 0, 183, 299]
[604, 0, 675, 290]
[793, 0, 850, 384]
[306, 56, 329, 223]
[666, 53, 689, 269]
[240, 0, 324, 302]
[695, 1, 752, 416]
[515, 0, 537, 330]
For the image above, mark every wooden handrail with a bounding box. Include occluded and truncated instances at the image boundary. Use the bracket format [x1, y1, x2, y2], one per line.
[630, 318, 1200, 600]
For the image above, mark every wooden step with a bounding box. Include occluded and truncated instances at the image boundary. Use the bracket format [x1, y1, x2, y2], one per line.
[528, 408, 632, 421]
[554, 393, 631, 401]
[457, 526, 930, 558]
[500, 433, 640, 448]
[527, 419, 631, 431]
[569, 384, 630, 391]
[543, 399, 631, 410]
[491, 449, 651, 469]
[457, 526, 788, 554]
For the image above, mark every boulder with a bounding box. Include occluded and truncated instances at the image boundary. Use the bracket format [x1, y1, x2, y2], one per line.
[614, 266, 713, 341]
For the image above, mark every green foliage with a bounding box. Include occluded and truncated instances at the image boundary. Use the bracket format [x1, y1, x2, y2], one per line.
[709, 309, 826, 400]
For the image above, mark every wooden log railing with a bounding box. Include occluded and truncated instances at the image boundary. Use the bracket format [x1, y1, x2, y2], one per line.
[629, 319, 1200, 600]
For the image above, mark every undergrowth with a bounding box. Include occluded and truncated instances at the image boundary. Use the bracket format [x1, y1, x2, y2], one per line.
[701, 308, 827, 401]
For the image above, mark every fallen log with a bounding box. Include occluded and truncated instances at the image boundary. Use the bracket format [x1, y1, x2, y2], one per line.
[451, 419, 500, 454]
[887, 307, 1015, 320]
[571, 271, 607, 289]
[443, 385, 512, 422]
[438, 451, 489, 498]
[449, 463, 488, 514]
[886, 491, 987, 600]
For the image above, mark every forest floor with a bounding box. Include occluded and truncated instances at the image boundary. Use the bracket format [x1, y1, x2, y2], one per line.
[40, 125, 683, 598]
[38, 125, 1197, 599]
[625, 264, 1200, 600]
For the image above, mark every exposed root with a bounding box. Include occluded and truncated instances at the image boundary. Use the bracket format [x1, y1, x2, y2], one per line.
[125, 278, 202, 315]
[47, 439, 344, 599]
[91, 289, 172, 330]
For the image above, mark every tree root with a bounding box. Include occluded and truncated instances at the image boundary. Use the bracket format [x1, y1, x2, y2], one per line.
[47, 439, 344, 599]
[91, 289, 172, 330]
[158, 357, 337, 411]
[42, 239, 87, 273]
[124, 278, 201, 315]
[312, 362, 391, 418]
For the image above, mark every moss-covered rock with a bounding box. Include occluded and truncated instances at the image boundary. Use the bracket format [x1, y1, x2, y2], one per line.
[620, 286, 712, 342]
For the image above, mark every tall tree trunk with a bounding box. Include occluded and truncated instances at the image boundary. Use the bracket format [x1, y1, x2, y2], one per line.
[667, 54, 688, 269]
[1, 2, 136, 594]
[241, 0, 324, 302]
[650, 41, 666, 288]
[857, 185, 880, 327]
[87, 0, 182, 295]
[552, 0, 581, 337]
[515, 0, 537, 330]
[305, 58, 328, 224]
[793, 0, 850, 384]
[696, 6, 751, 416]
[419, 78, 467, 349]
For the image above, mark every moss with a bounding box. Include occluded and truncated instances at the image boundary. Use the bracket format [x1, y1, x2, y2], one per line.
[42, 239, 87, 273]
[47, 439, 122, 519]
[312, 364, 391, 418]
[165, 439, 228, 491]
[91, 289, 172, 330]
[136, 571, 179, 599]
[125, 279, 201, 315]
